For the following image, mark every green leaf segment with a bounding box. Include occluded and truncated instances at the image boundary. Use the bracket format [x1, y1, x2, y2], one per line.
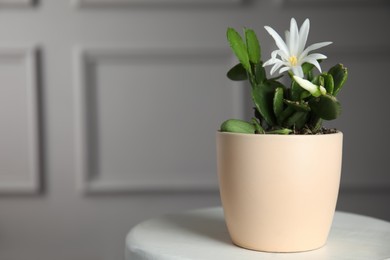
[221, 27, 348, 135]
[226, 28, 251, 74]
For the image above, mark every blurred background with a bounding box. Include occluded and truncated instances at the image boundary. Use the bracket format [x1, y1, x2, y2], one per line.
[0, 0, 389, 259]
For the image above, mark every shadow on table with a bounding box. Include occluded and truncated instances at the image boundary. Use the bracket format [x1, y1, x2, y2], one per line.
[161, 210, 233, 246]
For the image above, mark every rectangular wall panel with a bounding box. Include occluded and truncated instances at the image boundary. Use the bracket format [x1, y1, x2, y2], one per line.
[74, 47, 243, 193]
[0, 46, 40, 193]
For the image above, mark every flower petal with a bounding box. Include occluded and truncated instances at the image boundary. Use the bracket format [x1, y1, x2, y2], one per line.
[263, 51, 278, 66]
[279, 66, 291, 74]
[270, 62, 284, 75]
[264, 26, 290, 58]
[289, 18, 299, 56]
[271, 50, 279, 59]
[298, 18, 310, 55]
[303, 53, 327, 61]
[263, 58, 276, 67]
[263, 60, 275, 67]
[292, 66, 304, 78]
[277, 49, 289, 61]
[304, 58, 322, 72]
[285, 30, 290, 51]
[299, 41, 332, 60]
[263, 57, 284, 67]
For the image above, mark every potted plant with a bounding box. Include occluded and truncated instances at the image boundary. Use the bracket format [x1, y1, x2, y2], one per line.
[217, 18, 348, 252]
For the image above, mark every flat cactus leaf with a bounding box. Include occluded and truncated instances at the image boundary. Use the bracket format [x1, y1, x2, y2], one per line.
[277, 106, 295, 125]
[291, 80, 305, 101]
[254, 61, 266, 83]
[306, 70, 314, 81]
[302, 62, 314, 75]
[284, 99, 311, 112]
[252, 83, 276, 126]
[311, 75, 319, 85]
[323, 73, 334, 95]
[227, 63, 248, 81]
[284, 111, 308, 129]
[227, 28, 251, 74]
[244, 28, 261, 64]
[303, 60, 322, 75]
[266, 128, 292, 135]
[300, 91, 311, 100]
[295, 112, 309, 129]
[309, 116, 323, 133]
[220, 119, 255, 134]
[319, 75, 325, 87]
[309, 94, 341, 120]
[252, 118, 265, 134]
[328, 64, 348, 96]
[273, 87, 284, 118]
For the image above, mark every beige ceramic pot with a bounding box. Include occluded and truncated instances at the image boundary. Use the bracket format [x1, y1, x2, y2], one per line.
[217, 131, 343, 252]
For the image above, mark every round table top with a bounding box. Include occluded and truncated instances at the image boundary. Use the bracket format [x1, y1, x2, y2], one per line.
[126, 207, 390, 260]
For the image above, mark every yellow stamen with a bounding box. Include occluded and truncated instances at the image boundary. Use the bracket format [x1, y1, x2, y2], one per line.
[289, 55, 298, 66]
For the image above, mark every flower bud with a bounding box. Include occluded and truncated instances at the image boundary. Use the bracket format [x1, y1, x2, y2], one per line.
[293, 75, 324, 97]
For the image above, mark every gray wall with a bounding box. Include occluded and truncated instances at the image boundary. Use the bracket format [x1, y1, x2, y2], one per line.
[0, 0, 389, 259]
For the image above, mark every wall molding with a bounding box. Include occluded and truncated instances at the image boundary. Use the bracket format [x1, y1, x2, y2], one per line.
[73, 0, 241, 8]
[74, 46, 235, 194]
[0, 46, 41, 194]
[73, 45, 390, 195]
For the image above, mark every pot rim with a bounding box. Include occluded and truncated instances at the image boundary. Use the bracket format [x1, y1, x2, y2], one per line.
[217, 131, 343, 139]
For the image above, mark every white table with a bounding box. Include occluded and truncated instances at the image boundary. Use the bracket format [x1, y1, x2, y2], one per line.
[126, 207, 390, 260]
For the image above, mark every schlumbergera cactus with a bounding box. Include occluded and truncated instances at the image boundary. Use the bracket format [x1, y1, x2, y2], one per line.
[221, 18, 348, 135]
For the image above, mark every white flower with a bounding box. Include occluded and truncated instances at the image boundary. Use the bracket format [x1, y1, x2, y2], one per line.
[293, 75, 326, 97]
[263, 18, 332, 78]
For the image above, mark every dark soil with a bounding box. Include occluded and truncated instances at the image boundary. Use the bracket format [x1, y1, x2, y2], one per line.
[292, 127, 339, 135]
